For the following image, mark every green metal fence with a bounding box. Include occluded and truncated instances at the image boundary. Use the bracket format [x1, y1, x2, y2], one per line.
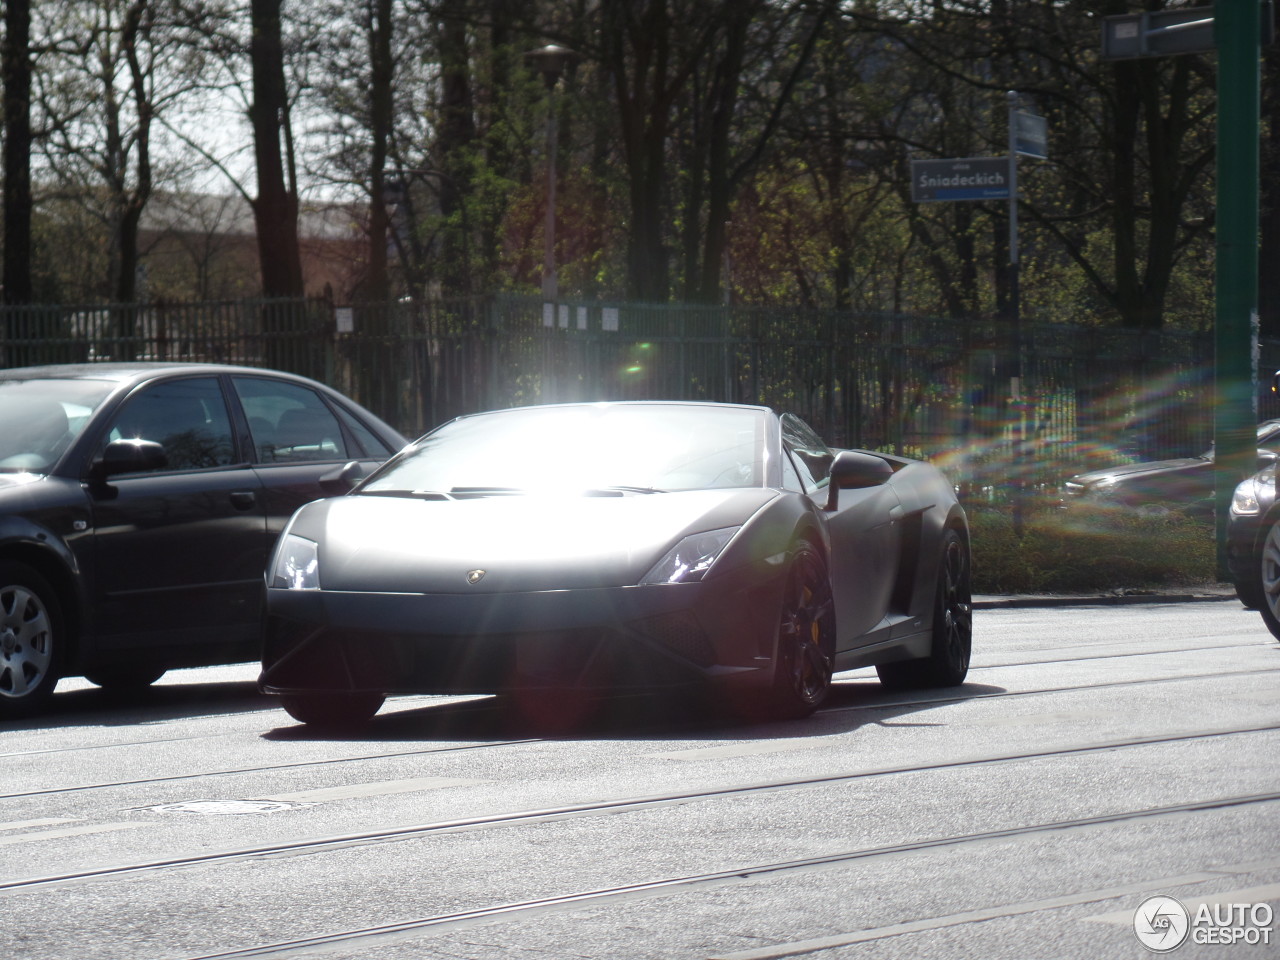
[3, 294, 1274, 494]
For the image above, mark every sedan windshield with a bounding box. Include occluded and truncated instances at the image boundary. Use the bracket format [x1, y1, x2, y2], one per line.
[0, 378, 116, 473]
[363, 404, 767, 495]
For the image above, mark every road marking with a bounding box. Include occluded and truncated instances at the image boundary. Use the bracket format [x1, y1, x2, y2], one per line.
[647, 741, 828, 761]
[1085, 882, 1280, 924]
[966, 708, 1129, 727]
[258, 777, 482, 803]
[0, 818, 79, 832]
[708, 859, 1280, 959]
[0, 822, 152, 847]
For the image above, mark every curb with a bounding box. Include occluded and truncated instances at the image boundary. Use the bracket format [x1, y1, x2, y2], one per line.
[973, 591, 1239, 610]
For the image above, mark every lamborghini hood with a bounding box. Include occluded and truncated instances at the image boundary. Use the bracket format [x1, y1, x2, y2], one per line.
[292, 488, 779, 593]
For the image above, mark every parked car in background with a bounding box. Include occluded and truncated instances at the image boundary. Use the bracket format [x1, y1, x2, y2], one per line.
[1062, 419, 1280, 514]
[0, 363, 407, 717]
[1227, 461, 1280, 622]
[260, 401, 973, 728]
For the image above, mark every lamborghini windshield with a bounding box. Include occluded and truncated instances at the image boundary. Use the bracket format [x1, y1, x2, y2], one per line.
[0, 378, 115, 473]
[362, 403, 767, 496]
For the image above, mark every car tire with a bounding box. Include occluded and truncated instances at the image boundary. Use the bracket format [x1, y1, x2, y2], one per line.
[1235, 577, 1263, 612]
[85, 667, 167, 690]
[0, 561, 63, 718]
[1258, 519, 1280, 643]
[766, 541, 835, 719]
[877, 528, 972, 690]
[278, 692, 385, 728]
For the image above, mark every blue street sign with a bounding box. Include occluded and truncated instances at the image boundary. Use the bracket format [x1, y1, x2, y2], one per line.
[910, 157, 1011, 202]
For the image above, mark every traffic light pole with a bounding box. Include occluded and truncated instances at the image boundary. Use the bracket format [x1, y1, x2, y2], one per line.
[1213, 2, 1261, 578]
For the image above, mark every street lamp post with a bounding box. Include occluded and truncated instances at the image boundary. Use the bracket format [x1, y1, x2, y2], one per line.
[524, 44, 579, 304]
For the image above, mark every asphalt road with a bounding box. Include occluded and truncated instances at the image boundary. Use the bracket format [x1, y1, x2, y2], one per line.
[3, 598, 1278, 960]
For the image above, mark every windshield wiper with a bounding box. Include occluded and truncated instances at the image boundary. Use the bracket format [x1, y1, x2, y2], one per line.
[582, 485, 665, 496]
[359, 489, 452, 500]
[449, 486, 527, 497]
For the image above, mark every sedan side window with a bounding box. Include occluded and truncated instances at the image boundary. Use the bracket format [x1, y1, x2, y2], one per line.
[104, 377, 234, 472]
[232, 377, 349, 463]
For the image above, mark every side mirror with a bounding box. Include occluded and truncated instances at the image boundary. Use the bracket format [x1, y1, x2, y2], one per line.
[1258, 449, 1278, 470]
[319, 460, 366, 495]
[91, 438, 167, 481]
[826, 450, 893, 511]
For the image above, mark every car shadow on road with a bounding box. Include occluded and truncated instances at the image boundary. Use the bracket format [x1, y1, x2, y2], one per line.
[8, 679, 271, 730]
[259, 677, 1009, 744]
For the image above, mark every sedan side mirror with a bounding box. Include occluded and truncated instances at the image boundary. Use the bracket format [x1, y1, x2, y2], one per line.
[1258, 449, 1278, 469]
[826, 450, 893, 511]
[90, 438, 167, 482]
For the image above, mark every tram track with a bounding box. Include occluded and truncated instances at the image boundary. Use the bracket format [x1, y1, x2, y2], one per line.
[5, 719, 1279, 897]
[965, 639, 1273, 670]
[166, 786, 1280, 960]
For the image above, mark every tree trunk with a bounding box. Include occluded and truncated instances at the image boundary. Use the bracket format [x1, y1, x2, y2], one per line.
[436, 0, 475, 297]
[365, 0, 393, 305]
[249, 0, 304, 302]
[3, 0, 33, 312]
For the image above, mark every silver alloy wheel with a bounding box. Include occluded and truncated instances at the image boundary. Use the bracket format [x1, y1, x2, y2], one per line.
[1261, 520, 1280, 632]
[0, 581, 54, 700]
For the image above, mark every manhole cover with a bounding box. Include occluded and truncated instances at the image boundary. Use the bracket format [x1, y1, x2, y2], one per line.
[145, 799, 312, 815]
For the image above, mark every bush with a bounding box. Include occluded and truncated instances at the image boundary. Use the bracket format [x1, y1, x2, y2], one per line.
[966, 501, 1217, 594]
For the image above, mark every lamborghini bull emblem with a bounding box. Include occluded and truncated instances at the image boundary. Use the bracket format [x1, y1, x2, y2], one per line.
[466, 569, 486, 585]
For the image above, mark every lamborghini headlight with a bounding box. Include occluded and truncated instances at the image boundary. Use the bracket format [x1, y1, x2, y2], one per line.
[641, 527, 738, 585]
[271, 534, 320, 590]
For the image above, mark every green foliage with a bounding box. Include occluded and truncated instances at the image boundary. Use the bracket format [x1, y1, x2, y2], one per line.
[968, 502, 1216, 595]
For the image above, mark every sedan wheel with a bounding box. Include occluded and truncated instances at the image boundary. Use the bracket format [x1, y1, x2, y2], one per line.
[768, 542, 835, 719]
[0, 562, 62, 717]
[877, 529, 972, 689]
[1258, 519, 1280, 643]
[279, 692, 385, 728]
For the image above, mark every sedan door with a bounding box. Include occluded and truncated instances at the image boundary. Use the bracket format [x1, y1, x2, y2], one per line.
[87, 376, 268, 660]
[231, 376, 399, 547]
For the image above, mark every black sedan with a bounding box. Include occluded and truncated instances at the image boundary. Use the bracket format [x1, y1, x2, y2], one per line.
[1227, 462, 1280, 630]
[0, 363, 406, 717]
[261, 401, 972, 726]
[1062, 419, 1280, 513]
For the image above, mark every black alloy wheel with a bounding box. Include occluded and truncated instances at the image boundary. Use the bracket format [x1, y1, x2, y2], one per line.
[0, 561, 63, 717]
[877, 528, 972, 689]
[769, 542, 835, 719]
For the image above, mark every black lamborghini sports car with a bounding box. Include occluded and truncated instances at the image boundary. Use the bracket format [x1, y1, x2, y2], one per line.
[260, 401, 972, 726]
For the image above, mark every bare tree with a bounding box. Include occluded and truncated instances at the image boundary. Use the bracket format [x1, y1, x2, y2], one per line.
[3, 0, 34, 308]
[249, 0, 303, 298]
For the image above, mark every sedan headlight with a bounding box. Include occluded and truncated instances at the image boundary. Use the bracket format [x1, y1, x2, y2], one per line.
[641, 527, 739, 585]
[271, 534, 321, 590]
[1231, 477, 1265, 516]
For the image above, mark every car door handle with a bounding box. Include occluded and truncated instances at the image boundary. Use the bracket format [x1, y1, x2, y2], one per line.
[229, 491, 257, 510]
